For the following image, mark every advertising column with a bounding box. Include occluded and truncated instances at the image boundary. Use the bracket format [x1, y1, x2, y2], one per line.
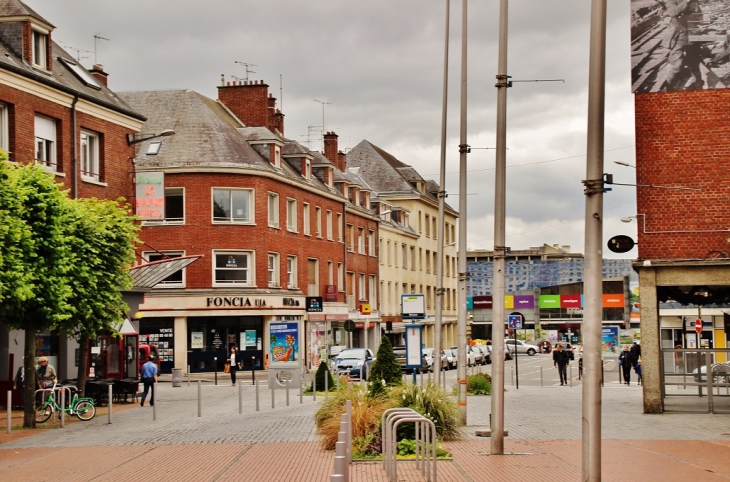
[268, 320, 302, 388]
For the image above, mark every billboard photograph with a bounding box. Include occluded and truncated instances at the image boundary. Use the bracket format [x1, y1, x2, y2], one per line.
[631, 0, 730, 93]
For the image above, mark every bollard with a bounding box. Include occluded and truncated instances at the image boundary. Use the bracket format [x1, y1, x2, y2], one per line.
[107, 384, 112, 425]
[300, 374, 304, 404]
[60, 388, 65, 428]
[152, 382, 157, 421]
[238, 383, 242, 414]
[251, 357, 256, 385]
[271, 383, 275, 409]
[345, 400, 352, 465]
[187, 365, 191, 387]
[286, 379, 290, 406]
[540, 366, 544, 387]
[511, 366, 514, 386]
[214, 357, 218, 386]
[570, 365, 573, 387]
[197, 380, 202, 417]
[313, 373, 317, 401]
[255, 380, 260, 411]
[333, 456, 347, 481]
[330, 475, 345, 482]
[6, 391, 10, 434]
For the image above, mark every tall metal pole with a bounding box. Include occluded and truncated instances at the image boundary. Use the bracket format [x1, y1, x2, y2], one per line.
[582, 0, 607, 480]
[456, 0, 469, 425]
[490, 0, 508, 455]
[435, 0, 451, 394]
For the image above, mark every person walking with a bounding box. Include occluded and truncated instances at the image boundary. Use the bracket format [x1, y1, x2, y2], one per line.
[140, 355, 158, 407]
[36, 356, 56, 389]
[630, 341, 641, 362]
[659, 0, 703, 91]
[619, 345, 634, 385]
[635, 358, 643, 386]
[553, 344, 569, 386]
[227, 346, 241, 386]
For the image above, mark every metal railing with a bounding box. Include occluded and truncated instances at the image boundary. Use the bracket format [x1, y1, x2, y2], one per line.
[661, 348, 730, 413]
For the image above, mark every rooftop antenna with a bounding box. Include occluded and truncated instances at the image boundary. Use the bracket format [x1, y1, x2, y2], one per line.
[314, 99, 331, 151]
[279, 74, 283, 111]
[234, 61, 257, 81]
[93, 35, 110, 65]
[63, 44, 92, 63]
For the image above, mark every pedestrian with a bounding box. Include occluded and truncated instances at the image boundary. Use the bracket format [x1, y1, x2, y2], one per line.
[36, 356, 56, 389]
[635, 358, 643, 386]
[553, 343, 569, 386]
[13, 361, 24, 391]
[630, 340, 641, 363]
[227, 345, 241, 386]
[140, 355, 158, 407]
[659, 0, 703, 91]
[619, 345, 633, 385]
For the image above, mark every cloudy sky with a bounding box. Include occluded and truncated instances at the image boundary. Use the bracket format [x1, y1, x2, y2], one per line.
[31, 0, 638, 258]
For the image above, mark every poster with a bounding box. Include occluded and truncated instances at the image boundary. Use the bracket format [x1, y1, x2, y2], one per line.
[191, 332, 203, 349]
[548, 330, 559, 343]
[269, 322, 299, 365]
[602, 326, 618, 354]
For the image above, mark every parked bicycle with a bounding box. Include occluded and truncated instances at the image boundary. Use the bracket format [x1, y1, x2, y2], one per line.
[35, 384, 96, 423]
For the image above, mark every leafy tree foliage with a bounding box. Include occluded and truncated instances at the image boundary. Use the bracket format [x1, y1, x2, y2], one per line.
[0, 161, 138, 427]
[311, 360, 335, 392]
[368, 336, 402, 398]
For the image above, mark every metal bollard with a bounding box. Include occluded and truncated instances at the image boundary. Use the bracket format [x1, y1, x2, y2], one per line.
[214, 357, 218, 386]
[286, 379, 290, 406]
[107, 385, 111, 425]
[238, 383, 242, 414]
[252, 357, 256, 385]
[6, 391, 10, 434]
[255, 380, 260, 411]
[271, 383, 275, 409]
[540, 366, 544, 387]
[300, 374, 304, 404]
[60, 389, 65, 428]
[330, 475, 345, 482]
[187, 365, 191, 387]
[152, 382, 157, 421]
[345, 399, 352, 465]
[333, 456, 347, 481]
[197, 380, 202, 417]
[570, 365, 573, 387]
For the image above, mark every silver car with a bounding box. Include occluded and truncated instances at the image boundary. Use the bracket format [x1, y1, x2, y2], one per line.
[505, 339, 540, 356]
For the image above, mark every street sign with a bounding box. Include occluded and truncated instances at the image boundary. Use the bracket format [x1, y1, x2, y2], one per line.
[508, 314, 522, 330]
[695, 318, 703, 334]
[607, 235, 635, 253]
[344, 320, 356, 333]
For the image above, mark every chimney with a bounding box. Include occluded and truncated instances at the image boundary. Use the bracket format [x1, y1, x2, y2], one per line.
[90, 64, 108, 87]
[324, 131, 345, 171]
[217, 78, 271, 129]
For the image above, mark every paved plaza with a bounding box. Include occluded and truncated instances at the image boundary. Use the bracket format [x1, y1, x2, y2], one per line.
[0, 373, 729, 481]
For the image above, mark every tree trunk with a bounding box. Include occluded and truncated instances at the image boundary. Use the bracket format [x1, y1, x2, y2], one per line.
[76, 333, 89, 398]
[23, 329, 36, 429]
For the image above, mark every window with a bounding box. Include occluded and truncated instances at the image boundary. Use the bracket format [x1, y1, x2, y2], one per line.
[304, 159, 312, 179]
[419, 248, 423, 271]
[359, 273, 366, 300]
[307, 259, 319, 296]
[32, 29, 47, 69]
[386, 240, 391, 265]
[328, 261, 334, 285]
[268, 193, 279, 228]
[268, 253, 280, 287]
[347, 224, 354, 252]
[287, 255, 298, 289]
[303, 203, 310, 235]
[410, 246, 416, 270]
[34, 115, 56, 171]
[337, 262, 344, 292]
[164, 187, 184, 223]
[214, 251, 252, 286]
[274, 146, 281, 168]
[146, 142, 161, 156]
[143, 251, 185, 287]
[445, 223, 450, 244]
[286, 198, 297, 232]
[368, 230, 375, 256]
[426, 250, 431, 273]
[326, 210, 333, 240]
[425, 215, 430, 237]
[316, 207, 322, 238]
[0, 103, 7, 152]
[369, 275, 377, 309]
[357, 228, 365, 254]
[446, 255, 450, 277]
[379, 239, 384, 265]
[401, 244, 407, 269]
[80, 131, 101, 181]
[213, 188, 252, 223]
[418, 211, 422, 234]
[337, 213, 343, 242]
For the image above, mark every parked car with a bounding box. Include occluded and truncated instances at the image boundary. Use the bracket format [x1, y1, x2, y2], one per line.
[422, 348, 449, 371]
[693, 362, 730, 383]
[469, 345, 486, 365]
[504, 343, 514, 361]
[505, 339, 540, 356]
[451, 346, 477, 367]
[333, 348, 374, 379]
[443, 349, 457, 370]
[553, 341, 576, 360]
[474, 345, 491, 364]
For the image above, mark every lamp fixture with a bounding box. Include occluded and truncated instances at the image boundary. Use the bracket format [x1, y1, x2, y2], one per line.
[126, 129, 175, 146]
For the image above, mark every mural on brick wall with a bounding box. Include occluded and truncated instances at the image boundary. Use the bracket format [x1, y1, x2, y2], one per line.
[467, 259, 634, 296]
[631, 0, 730, 93]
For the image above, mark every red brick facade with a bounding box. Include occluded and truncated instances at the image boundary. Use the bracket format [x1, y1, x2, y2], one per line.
[218, 81, 284, 135]
[634, 90, 730, 260]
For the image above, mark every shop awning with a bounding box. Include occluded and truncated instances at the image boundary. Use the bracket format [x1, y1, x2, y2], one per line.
[129, 255, 202, 289]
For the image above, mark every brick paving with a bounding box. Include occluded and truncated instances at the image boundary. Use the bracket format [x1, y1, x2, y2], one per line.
[0, 379, 729, 481]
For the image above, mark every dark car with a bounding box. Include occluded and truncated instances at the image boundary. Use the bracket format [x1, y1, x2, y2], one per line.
[553, 342, 575, 360]
[393, 346, 426, 373]
[333, 348, 374, 380]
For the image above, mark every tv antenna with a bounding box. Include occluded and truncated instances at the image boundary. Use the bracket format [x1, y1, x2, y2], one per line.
[234, 61, 257, 81]
[63, 44, 92, 63]
[314, 99, 331, 151]
[93, 35, 110, 65]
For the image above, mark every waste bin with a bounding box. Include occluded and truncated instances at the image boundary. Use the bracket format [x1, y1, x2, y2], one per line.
[172, 368, 183, 387]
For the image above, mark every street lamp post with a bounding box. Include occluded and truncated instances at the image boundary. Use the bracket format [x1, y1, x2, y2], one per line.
[126, 129, 175, 146]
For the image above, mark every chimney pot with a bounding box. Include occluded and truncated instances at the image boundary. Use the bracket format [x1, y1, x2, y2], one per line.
[221, 74, 225, 86]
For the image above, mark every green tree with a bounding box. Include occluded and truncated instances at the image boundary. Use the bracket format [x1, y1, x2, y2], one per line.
[311, 361, 335, 392]
[0, 162, 138, 427]
[368, 336, 402, 398]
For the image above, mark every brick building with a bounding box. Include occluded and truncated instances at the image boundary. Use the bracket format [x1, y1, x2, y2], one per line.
[0, 0, 145, 383]
[120, 79, 380, 375]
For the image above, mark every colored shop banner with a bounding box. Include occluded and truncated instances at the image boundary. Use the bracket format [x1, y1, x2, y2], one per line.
[539, 295, 560, 308]
[602, 294, 624, 308]
[513, 295, 535, 309]
[504, 295, 514, 309]
[269, 322, 299, 365]
[472, 296, 492, 309]
[602, 326, 618, 354]
[560, 294, 582, 309]
[466, 297, 474, 310]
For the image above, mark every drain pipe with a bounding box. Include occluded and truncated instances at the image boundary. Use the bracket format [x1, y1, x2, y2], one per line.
[71, 95, 79, 199]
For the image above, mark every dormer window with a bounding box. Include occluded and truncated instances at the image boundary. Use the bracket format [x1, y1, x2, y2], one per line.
[274, 145, 281, 168]
[303, 159, 311, 180]
[32, 28, 48, 69]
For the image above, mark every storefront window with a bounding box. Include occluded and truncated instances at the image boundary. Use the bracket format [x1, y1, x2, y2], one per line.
[187, 316, 264, 372]
[140, 317, 175, 374]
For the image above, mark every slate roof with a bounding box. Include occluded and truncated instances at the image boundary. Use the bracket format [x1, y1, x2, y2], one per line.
[0, 0, 52, 26]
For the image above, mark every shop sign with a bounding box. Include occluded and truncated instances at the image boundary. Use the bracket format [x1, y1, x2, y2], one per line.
[306, 296, 323, 312]
[191, 332, 203, 349]
[325, 285, 337, 302]
[473, 296, 493, 309]
[360, 303, 371, 315]
[206, 296, 267, 307]
[135, 172, 165, 220]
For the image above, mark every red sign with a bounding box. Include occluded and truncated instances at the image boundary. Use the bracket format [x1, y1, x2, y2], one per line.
[696, 319, 703, 334]
[325, 284, 337, 302]
[560, 294, 581, 308]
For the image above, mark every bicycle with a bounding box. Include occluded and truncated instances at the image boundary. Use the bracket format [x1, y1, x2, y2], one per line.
[35, 384, 96, 423]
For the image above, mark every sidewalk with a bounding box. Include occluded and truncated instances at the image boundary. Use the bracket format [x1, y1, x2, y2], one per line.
[0, 381, 728, 481]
